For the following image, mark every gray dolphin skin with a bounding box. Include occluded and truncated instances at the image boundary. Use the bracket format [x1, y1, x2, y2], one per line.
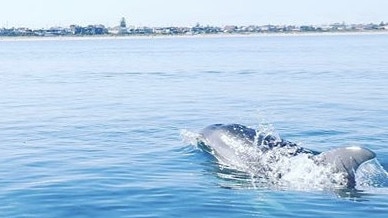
[199, 124, 376, 188]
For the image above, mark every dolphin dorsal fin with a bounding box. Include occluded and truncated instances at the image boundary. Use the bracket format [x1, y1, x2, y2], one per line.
[316, 146, 376, 187]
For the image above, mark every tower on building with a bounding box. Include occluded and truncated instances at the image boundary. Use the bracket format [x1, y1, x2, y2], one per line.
[120, 17, 127, 28]
[118, 17, 128, 35]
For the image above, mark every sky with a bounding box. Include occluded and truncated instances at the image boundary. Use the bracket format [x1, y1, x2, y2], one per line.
[1, 0, 388, 28]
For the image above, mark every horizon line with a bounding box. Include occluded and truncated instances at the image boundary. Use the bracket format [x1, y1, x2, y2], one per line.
[1, 19, 387, 29]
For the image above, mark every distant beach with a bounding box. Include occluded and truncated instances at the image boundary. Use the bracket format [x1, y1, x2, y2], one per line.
[1, 31, 388, 42]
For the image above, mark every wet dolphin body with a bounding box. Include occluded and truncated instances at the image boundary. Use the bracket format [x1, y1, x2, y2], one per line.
[199, 124, 376, 188]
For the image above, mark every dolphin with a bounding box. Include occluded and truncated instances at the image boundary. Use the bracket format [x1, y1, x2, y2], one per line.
[198, 124, 376, 188]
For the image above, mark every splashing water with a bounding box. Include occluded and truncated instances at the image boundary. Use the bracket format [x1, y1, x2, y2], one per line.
[356, 159, 388, 188]
[180, 129, 202, 146]
[181, 126, 387, 192]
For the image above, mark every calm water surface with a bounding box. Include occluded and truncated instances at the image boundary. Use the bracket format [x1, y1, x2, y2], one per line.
[1, 34, 388, 217]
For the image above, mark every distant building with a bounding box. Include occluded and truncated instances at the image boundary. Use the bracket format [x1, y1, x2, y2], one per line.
[1, 20, 387, 37]
[120, 17, 127, 28]
[224, 25, 237, 33]
[119, 17, 128, 34]
[69, 24, 108, 35]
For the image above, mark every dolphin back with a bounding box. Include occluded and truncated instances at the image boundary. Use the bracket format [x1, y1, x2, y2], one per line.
[198, 124, 316, 164]
[316, 146, 376, 187]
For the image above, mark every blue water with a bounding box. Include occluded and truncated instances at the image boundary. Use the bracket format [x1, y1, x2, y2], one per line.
[1, 34, 388, 217]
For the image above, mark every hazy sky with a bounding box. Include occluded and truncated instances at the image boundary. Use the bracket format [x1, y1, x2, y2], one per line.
[1, 0, 388, 28]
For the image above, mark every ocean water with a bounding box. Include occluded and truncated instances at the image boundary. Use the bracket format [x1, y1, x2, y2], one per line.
[1, 34, 388, 217]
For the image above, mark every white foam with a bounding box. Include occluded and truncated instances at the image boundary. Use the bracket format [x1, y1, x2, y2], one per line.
[356, 159, 388, 188]
[180, 129, 202, 147]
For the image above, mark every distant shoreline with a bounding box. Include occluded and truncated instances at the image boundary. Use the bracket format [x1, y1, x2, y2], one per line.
[1, 31, 387, 42]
